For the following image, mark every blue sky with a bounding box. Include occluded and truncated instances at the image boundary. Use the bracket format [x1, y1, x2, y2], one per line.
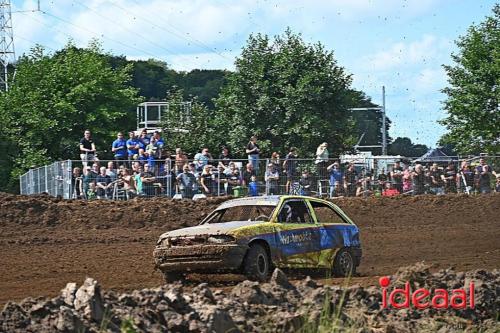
[11, 0, 498, 147]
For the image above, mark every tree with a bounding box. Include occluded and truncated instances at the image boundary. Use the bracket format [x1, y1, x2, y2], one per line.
[440, 4, 500, 154]
[388, 137, 429, 157]
[214, 29, 356, 157]
[160, 88, 219, 156]
[0, 42, 140, 191]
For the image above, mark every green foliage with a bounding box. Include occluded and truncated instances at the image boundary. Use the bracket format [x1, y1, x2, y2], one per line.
[388, 137, 429, 157]
[160, 88, 219, 155]
[440, 4, 500, 154]
[214, 29, 356, 157]
[0, 41, 140, 191]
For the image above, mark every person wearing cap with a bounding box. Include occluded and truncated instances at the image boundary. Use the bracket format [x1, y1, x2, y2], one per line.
[264, 163, 279, 195]
[315, 142, 329, 180]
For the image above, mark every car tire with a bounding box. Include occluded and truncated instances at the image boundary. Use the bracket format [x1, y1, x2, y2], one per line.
[243, 243, 270, 281]
[163, 271, 184, 283]
[332, 247, 356, 277]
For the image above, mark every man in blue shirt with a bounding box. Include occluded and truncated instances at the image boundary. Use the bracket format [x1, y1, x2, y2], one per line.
[126, 131, 140, 164]
[111, 132, 127, 166]
[327, 162, 343, 197]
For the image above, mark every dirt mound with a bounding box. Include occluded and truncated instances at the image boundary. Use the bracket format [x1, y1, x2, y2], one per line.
[1, 265, 499, 332]
[0, 193, 498, 308]
[0, 192, 225, 229]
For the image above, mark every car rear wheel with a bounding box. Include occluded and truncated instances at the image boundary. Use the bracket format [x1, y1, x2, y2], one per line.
[243, 243, 270, 281]
[163, 271, 184, 283]
[333, 247, 356, 277]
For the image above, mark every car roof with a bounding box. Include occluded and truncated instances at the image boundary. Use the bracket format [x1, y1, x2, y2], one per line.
[215, 195, 322, 210]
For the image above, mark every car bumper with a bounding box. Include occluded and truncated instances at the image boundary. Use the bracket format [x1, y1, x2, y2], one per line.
[153, 244, 249, 272]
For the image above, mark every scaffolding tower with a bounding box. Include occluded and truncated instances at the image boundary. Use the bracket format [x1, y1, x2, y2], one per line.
[0, 0, 15, 91]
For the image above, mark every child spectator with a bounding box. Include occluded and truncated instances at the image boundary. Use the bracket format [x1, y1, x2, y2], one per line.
[248, 175, 259, 196]
[86, 182, 97, 200]
[382, 182, 399, 197]
[377, 169, 388, 192]
[81, 166, 96, 199]
[299, 170, 312, 196]
[72, 167, 83, 199]
[227, 167, 242, 196]
[402, 165, 412, 193]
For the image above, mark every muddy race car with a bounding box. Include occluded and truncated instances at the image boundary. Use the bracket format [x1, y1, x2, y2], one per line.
[153, 195, 361, 282]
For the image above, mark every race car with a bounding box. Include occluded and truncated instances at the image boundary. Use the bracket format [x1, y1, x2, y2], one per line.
[153, 195, 362, 282]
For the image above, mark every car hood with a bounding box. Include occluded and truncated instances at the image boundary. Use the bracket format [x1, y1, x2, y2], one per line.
[159, 220, 265, 239]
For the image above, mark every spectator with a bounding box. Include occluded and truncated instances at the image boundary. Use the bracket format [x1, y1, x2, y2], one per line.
[87, 182, 97, 200]
[106, 161, 117, 181]
[357, 173, 373, 197]
[382, 182, 399, 197]
[458, 161, 474, 194]
[213, 165, 228, 195]
[218, 146, 232, 167]
[131, 161, 141, 174]
[242, 163, 256, 186]
[72, 167, 83, 199]
[327, 162, 343, 197]
[158, 159, 175, 197]
[299, 170, 312, 196]
[111, 132, 127, 166]
[344, 163, 358, 197]
[79, 130, 96, 167]
[283, 147, 298, 193]
[134, 165, 143, 194]
[315, 142, 329, 180]
[200, 165, 214, 196]
[126, 131, 140, 163]
[495, 176, 500, 193]
[91, 163, 100, 177]
[120, 168, 136, 197]
[411, 164, 426, 195]
[176, 164, 196, 199]
[402, 165, 412, 193]
[270, 152, 281, 172]
[246, 136, 260, 173]
[391, 161, 403, 193]
[81, 166, 96, 199]
[96, 166, 112, 199]
[476, 158, 492, 194]
[248, 175, 259, 196]
[152, 131, 164, 159]
[429, 163, 444, 195]
[442, 162, 457, 194]
[377, 168, 388, 192]
[227, 165, 241, 195]
[138, 129, 150, 150]
[265, 163, 280, 195]
[194, 148, 213, 172]
[141, 163, 156, 196]
[173, 148, 188, 174]
[137, 148, 148, 165]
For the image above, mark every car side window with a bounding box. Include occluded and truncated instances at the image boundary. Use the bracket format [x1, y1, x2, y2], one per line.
[277, 200, 314, 224]
[310, 201, 346, 224]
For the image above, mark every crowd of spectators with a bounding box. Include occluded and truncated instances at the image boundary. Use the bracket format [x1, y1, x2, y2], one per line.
[73, 130, 499, 200]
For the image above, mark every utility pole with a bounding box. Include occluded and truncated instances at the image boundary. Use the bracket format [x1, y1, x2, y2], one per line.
[382, 85, 387, 155]
[0, 0, 15, 91]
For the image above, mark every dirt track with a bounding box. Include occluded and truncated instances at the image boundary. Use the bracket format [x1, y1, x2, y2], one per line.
[0, 193, 499, 305]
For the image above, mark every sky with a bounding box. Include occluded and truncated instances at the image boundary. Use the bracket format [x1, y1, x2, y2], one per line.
[10, 0, 498, 147]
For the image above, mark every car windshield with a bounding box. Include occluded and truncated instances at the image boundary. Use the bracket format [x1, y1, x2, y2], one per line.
[203, 205, 276, 224]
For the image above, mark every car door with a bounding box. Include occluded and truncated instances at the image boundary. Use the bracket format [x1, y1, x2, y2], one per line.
[309, 200, 358, 268]
[273, 198, 321, 268]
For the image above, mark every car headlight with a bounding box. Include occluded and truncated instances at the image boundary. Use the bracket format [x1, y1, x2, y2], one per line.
[158, 237, 170, 247]
[207, 235, 235, 244]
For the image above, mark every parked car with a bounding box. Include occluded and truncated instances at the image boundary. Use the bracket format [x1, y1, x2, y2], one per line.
[154, 195, 362, 282]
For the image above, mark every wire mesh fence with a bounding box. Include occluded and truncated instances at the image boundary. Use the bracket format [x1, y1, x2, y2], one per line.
[19, 155, 500, 200]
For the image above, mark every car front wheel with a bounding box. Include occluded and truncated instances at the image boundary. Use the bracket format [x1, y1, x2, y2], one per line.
[243, 243, 270, 281]
[333, 247, 356, 277]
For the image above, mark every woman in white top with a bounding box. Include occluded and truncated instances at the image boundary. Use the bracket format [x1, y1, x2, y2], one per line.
[315, 142, 329, 181]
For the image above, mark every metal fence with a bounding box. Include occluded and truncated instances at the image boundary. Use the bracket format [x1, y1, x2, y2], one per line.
[19, 156, 500, 200]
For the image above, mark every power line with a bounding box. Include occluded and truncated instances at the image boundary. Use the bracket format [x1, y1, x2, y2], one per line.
[39, 10, 161, 60]
[72, 1, 198, 68]
[15, 33, 56, 52]
[120, 0, 230, 60]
